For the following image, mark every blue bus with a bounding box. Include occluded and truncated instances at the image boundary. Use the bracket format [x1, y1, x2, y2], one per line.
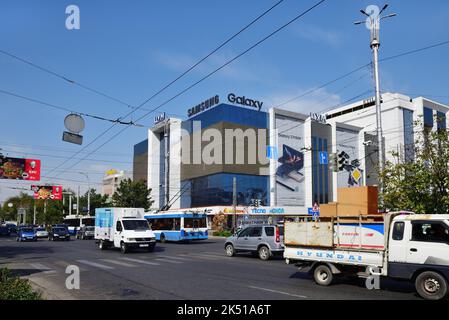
[144, 212, 208, 242]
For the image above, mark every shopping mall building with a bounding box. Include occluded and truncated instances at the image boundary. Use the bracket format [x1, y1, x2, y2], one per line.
[133, 92, 449, 227]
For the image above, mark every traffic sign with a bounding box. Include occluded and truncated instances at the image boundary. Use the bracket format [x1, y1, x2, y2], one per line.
[319, 151, 328, 165]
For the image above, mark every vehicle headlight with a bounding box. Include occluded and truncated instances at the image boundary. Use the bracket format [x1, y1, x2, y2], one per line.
[126, 238, 135, 241]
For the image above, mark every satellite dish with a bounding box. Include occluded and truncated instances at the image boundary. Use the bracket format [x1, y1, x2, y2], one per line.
[64, 113, 85, 134]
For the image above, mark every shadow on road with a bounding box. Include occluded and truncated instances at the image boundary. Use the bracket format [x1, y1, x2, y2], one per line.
[0, 245, 54, 259]
[288, 270, 416, 295]
[6, 268, 43, 277]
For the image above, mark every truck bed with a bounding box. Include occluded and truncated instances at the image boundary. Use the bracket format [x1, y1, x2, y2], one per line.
[284, 246, 384, 268]
[284, 221, 385, 251]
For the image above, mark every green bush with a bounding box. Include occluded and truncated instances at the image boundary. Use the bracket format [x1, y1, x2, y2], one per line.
[0, 268, 42, 300]
[212, 230, 233, 237]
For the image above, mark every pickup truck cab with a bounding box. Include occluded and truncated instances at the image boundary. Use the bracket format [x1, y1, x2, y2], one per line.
[284, 213, 449, 300]
[95, 208, 156, 254]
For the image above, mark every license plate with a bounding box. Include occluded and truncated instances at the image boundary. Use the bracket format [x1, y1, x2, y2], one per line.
[139, 244, 149, 247]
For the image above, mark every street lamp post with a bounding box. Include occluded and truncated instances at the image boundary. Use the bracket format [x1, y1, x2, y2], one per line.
[354, 4, 397, 194]
[79, 172, 90, 215]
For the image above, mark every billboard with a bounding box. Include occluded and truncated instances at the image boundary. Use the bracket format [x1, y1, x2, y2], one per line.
[275, 115, 305, 206]
[336, 127, 362, 187]
[0, 157, 41, 180]
[31, 185, 63, 200]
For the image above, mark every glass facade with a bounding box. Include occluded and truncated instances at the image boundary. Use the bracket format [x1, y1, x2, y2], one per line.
[403, 109, 415, 162]
[423, 107, 433, 128]
[133, 139, 148, 182]
[312, 136, 329, 204]
[184, 103, 269, 132]
[437, 111, 446, 130]
[190, 173, 269, 207]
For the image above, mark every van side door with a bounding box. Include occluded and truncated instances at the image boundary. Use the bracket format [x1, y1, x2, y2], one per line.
[114, 220, 124, 248]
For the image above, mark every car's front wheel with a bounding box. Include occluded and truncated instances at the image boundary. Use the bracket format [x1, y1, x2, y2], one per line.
[225, 244, 235, 257]
[120, 242, 128, 254]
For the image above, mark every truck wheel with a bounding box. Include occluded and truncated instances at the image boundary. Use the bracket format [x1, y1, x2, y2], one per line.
[120, 242, 128, 254]
[314, 264, 334, 286]
[160, 234, 166, 243]
[415, 271, 448, 300]
[225, 244, 235, 257]
[258, 245, 270, 261]
[98, 240, 107, 250]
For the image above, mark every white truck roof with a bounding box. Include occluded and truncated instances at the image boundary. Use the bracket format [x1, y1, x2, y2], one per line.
[393, 214, 449, 221]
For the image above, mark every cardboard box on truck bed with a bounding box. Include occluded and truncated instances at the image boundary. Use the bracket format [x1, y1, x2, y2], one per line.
[337, 186, 378, 216]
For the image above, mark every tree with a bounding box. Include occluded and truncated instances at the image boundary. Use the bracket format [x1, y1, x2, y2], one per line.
[79, 188, 109, 215]
[380, 116, 449, 214]
[112, 179, 153, 210]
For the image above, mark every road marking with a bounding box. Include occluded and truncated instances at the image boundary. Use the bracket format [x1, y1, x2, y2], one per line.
[247, 285, 307, 299]
[188, 253, 223, 260]
[100, 259, 137, 268]
[154, 258, 182, 264]
[76, 259, 115, 270]
[157, 255, 190, 261]
[52, 260, 88, 272]
[120, 257, 160, 266]
[29, 263, 57, 275]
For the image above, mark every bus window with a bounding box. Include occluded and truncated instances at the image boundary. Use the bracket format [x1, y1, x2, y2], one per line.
[184, 218, 207, 228]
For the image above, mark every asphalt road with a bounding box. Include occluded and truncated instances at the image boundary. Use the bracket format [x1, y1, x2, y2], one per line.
[0, 235, 419, 300]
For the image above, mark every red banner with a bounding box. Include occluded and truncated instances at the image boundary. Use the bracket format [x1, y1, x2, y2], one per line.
[31, 185, 62, 200]
[0, 157, 41, 181]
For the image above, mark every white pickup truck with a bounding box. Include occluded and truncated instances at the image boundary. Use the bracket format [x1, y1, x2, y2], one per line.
[95, 208, 156, 254]
[284, 212, 449, 300]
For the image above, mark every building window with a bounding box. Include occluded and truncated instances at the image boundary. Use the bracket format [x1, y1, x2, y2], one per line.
[437, 111, 446, 130]
[188, 173, 269, 207]
[403, 109, 415, 162]
[423, 107, 433, 128]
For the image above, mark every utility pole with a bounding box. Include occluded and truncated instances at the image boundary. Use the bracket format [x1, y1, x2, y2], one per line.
[355, 4, 397, 192]
[77, 185, 80, 215]
[33, 203, 36, 225]
[79, 172, 90, 214]
[232, 177, 237, 232]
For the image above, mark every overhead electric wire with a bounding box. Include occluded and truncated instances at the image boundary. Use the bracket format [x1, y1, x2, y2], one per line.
[50, 0, 328, 178]
[43, 0, 289, 178]
[0, 89, 146, 127]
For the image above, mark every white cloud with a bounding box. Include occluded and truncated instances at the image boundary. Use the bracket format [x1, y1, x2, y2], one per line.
[262, 87, 342, 114]
[293, 25, 343, 48]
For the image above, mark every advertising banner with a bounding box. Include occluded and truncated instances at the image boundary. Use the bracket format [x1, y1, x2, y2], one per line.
[31, 185, 63, 200]
[336, 128, 362, 187]
[0, 157, 40, 180]
[275, 115, 305, 206]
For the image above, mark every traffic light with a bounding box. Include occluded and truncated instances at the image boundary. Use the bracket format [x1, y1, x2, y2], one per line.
[338, 151, 350, 171]
[251, 199, 262, 207]
[329, 153, 338, 172]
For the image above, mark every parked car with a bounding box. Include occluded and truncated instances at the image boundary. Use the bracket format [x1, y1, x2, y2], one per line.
[5, 223, 17, 234]
[16, 227, 37, 242]
[76, 226, 95, 240]
[35, 227, 49, 239]
[49, 226, 70, 241]
[0, 226, 10, 236]
[224, 224, 284, 260]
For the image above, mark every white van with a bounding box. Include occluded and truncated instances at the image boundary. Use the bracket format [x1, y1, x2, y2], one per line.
[95, 208, 156, 254]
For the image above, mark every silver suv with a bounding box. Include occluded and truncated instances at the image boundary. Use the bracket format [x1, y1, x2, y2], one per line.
[224, 224, 284, 260]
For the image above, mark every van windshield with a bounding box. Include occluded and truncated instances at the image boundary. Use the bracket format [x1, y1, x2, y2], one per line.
[122, 220, 150, 231]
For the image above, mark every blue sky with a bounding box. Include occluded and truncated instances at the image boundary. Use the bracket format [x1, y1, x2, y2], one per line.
[1, 0, 448, 202]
